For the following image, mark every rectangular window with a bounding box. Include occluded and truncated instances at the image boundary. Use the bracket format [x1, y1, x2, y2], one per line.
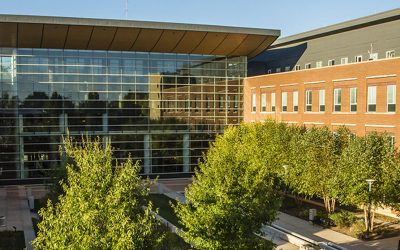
[316, 61, 323, 68]
[328, 59, 335, 66]
[305, 90, 312, 112]
[219, 95, 224, 111]
[271, 93, 276, 112]
[293, 91, 298, 112]
[390, 136, 395, 146]
[285, 66, 290, 72]
[334, 88, 342, 112]
[251, 92, 256, 112]
[295, 65, 301, 71]
[355, 55, 362, 62]
[368, 86, 377, 112]
[234, 95, 239, 110]
[282, 92, 287, 112]
[387, 85, 396, 112]
[386, 50, 395, 58]
[369, 53, 378, 61]
[305, 63, 311, 69]
[227, 95, 231, 110]
[341, 57, 348, 64]
[350, 87, 357, 112]
[319, 89, 325, 112]
[276, 67, 281, 73]
[261, 93, 267, 112]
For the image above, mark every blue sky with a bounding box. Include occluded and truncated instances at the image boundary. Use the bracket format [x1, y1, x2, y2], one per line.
[0, 0, 398, 37]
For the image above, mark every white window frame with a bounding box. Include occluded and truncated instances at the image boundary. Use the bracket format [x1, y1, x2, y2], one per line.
[334, 88, 342, 112]
[251, 92, 256, 112]
[328, 59, 335, 66]
[305, 90, 312, 112]
[293, 91, 298, 112]
[276, 67, 281, 73]
[261, 93, 267, 112]
[386, 50, 395, 58]
[367, 86, 377, 112]
[316, 61, 323, 68]
[305, 63, 311, 69]
[355, 55, 362, 62]
[284, 66, 290, 72]
[281, 92, 288, 112]
[319, 89, 325, 112]
[350, 87, 357, 112]
[341, 57, 348, 65]
[271, 92, 276, 112]
[294, 65, 301, 71]
[387, 85, 396, 112]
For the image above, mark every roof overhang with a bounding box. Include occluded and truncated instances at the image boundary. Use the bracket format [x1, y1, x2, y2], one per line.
[0, 14, 280, 58]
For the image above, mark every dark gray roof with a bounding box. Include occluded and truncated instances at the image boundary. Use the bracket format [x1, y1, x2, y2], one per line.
[0, 14, 280, 57]
[272, 8, 400, 48]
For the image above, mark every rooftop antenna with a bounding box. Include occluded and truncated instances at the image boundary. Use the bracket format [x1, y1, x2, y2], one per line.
[124, 0, 128, 20]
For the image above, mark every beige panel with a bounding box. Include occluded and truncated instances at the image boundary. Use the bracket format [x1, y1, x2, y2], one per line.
[18, 23, 43, 48]
[130, 29, 163, 52]
[0, 23, 17, 47]
[248, 36, 277, 58]
[87, 26, 117, 50]
[41, 24, 68, 48]
[229, 34, 266, 56]
[211, 33, 247, 55]
[191, 32, 227, 55]
[108, 27, 140, 51]
[172, 31, 207, 54]
[151, 29, 185, 53]
[64, 25, 93, 49]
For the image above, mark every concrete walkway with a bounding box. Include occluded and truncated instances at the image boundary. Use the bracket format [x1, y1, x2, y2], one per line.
[274, 212, 400, 250]
[0, 185, 47, 250]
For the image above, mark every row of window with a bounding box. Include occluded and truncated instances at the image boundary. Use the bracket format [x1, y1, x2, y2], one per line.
[267, 50, 396, 73]
[251, 85, 396, 113]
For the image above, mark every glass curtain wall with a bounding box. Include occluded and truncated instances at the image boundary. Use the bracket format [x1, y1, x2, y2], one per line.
[0, 48, 246, 182]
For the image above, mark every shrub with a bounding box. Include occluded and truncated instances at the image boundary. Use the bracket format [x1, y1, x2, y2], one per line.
[329, 210, 357, 228]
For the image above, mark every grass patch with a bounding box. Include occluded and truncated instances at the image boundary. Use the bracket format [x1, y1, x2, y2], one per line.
[0, 231, 25, 250]
[149, 194, 182, 228]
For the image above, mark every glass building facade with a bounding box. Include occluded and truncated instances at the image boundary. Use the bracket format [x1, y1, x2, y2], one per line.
[0, 48, 246, 183]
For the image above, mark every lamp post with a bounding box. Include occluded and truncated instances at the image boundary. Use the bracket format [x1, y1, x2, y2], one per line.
[365, 179, 375, 239]
[282, 165, 289, 194]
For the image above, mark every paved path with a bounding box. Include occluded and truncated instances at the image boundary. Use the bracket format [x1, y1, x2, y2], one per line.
[0, 185, 47, 250]
[274, 212, 400, 250]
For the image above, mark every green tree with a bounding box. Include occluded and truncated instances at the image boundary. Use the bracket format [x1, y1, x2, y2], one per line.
[174, 123, 281, 249]
[33, 136, 164, 249]
[338, 132, 400, 230]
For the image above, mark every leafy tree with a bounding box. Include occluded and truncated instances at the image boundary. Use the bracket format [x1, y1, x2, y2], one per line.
[174, 123, 281, 249]
[33, 136, 164, 249]
[337, 132, 400, 230]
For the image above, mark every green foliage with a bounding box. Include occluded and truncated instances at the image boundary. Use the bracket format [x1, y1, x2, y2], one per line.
[174, 122, 281, 249]
[33, 136, 164, 250]
[329, 211, 357, 228]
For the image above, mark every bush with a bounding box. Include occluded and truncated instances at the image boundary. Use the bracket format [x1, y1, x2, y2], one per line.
[314, 210, 334, 227]
[329, 210, 357, 228]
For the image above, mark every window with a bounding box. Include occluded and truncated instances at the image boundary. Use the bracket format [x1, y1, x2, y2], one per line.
[227, 95, 231, 110]
[386, 50, 395, 58]
[251, 92, 256, 112]
[328, 59, 335, 66]
[219, 95, 224, 111]
[285, 66, 290, 72]
[295, 65, 301, 71]
[305, 63, 311, 69]
[334, 88, 342, 112]
[390, 136, 395, 146]
[355, 55, 362, 62]
[341, 57, 348, 64]
[267, 69, 272, 74]
[350, 87, 357, 112]
[261, 93, 267, 112]
[387, 85, 396, 112]
[305, 90, 312, 112]
[271, 93, 276, 112]
[369, 53, 378, 61]
[282, 92, 288, 112]
[319, 89, 325, 112]
[316, 61, 323, 68]
[293, 91, 298, 112]
[276, 67, 281, 73]
[234, 95, 239, 110]
[367, 86, 376, 112]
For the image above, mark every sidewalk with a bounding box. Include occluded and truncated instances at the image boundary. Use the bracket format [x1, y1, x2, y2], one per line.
[0, 185, 47, 250]
[274, 212, 400, 250]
